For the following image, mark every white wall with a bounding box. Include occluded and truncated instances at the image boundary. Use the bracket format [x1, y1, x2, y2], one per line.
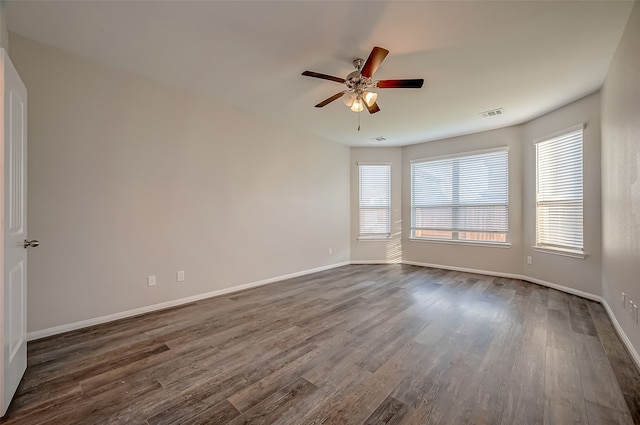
[350, 147, 402, 263]
[522, 92, 602, 296]
[601, 0, 640, 359]
[9, 34, 350, 333]
[401, 126, 524, 276]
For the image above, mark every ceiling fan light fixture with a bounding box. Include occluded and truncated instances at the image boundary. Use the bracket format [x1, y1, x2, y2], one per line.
[351, 97, 364, 112]
[342, 92, 356, 107]
[363, 91, 377, 107]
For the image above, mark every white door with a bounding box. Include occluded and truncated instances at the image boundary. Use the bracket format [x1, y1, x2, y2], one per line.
[0, 49, 28, 417]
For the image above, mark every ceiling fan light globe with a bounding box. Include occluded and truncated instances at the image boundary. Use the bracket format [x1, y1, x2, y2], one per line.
[351, 98, 364, 112]
[363, 91, 377, 107]
[342, 92, 356, 107]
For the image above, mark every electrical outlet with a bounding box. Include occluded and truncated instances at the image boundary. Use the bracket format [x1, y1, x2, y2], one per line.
[148, 275, 157, 287]
[527, 256, 532, 265]
[328, 248, 333, 255]
[177, 270, 185, 282]
[622, 292, 626, 308]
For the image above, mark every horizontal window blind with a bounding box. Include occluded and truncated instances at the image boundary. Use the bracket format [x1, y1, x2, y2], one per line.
[411, 149, 508, 243]
[536, 128, 583, 252]
[359, 164, 391, 238]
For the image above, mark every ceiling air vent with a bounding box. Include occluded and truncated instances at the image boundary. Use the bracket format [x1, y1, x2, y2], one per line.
[479, 108, 504, 118]
[371, 136, 387, 142]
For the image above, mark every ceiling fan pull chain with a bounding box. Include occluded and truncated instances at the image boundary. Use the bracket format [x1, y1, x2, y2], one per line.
[357, 109, 361, 131]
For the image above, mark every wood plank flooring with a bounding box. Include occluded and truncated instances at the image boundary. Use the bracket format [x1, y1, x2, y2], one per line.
[2, 264, 639, 424]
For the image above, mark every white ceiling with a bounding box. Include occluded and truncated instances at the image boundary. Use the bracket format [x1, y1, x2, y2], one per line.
[5, 1, 634, 147]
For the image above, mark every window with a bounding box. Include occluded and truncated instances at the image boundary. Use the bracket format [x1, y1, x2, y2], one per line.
[535, 126, 583, 254]
[411, 148, 509, 244]
[359, 163, 391, 239]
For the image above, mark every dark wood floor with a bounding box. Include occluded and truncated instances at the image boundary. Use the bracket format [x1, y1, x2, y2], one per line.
[2, 265, 639, 424]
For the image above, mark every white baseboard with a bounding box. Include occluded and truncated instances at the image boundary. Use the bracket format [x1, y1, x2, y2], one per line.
[27, 261, 350, 341]
[515, 275, 602, 302]
[350, 260, 401, 265]
[601, 299, 640, 371]
[400, 260, 601, 301]
[400, 259, 640, 371]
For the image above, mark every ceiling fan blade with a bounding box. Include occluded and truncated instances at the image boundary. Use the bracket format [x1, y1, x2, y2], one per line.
[361, 46, 389, 78]
[377, 79, 424, 89]
[315, 92, 345, 108]
[366, 101, 381, 114]
[302, 71, 345, 84]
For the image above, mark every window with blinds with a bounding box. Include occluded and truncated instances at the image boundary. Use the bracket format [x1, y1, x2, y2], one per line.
[411, 148, 509, 244]
[535, 126, 583, 253]
[359, 163, 391, 239]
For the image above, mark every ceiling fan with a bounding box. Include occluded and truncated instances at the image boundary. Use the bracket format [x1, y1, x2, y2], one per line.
[302, 46, 424, 114]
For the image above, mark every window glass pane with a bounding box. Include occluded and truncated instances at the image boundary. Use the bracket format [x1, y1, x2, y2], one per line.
[456, 206, 508, 232]
[412, 161, 452, 206]
[359, 164, 391, 237]
[459, 232, 507, 243]
[411, 149, 508, 243]
[359, 208, 390, 235]
[413, 207, 453, 230]
[535, 129, 583, 252]
[413, 229, 453, 239]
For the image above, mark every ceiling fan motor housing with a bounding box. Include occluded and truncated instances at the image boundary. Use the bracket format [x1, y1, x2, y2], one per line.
[346, 59, 375, 94]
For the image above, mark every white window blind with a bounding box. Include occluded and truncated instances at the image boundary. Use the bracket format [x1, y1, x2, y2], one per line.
[411, 149, 509, 243]
[535, 127, 583, 253]
[359, 163, 391, 238]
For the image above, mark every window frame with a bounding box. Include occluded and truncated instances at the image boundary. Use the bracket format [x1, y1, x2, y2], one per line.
[358, 162, 392, 241]
[534, 124, 585, 258]
[410, 147, 510, 246]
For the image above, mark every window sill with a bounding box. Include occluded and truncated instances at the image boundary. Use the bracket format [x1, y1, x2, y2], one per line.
[533, 246, 586, 259]
[409, 238, 511, 249]
[358, 236, 392, 242]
